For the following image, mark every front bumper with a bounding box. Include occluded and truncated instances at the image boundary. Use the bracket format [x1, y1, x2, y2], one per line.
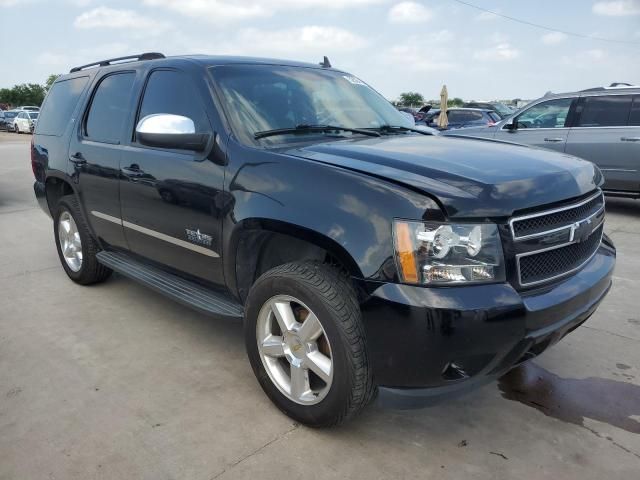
[360, 235, 615, 408]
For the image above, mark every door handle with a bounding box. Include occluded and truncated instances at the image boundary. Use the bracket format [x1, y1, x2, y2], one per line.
[69, 152, 86, 165]
[121, 164, 145, 178]
[543, 137, 564, 143]
[620, 137, 640, 142]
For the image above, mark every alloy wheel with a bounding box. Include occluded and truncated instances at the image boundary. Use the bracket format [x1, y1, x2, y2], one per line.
[58, 211, 83, 272]
[256, 295, 333, 405]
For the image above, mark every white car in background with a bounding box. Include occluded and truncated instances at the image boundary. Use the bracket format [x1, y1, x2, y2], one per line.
[12, 110, 38, 133]
[16, 105, 40, 112]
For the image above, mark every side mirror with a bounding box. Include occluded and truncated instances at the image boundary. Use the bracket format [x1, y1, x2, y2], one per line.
[503, 120, 517, 132]
[136, 114, 210, 152]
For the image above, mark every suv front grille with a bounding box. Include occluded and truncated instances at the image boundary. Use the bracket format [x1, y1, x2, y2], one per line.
[511, 192, 604, 239]
[518, 224, 604, 285]
[510, 191, 605, 287]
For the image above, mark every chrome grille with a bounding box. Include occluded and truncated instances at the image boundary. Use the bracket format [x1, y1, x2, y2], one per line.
[518, 225, 604, 285]
[511, 191, 605, 287]
[510, 191, 604, 240]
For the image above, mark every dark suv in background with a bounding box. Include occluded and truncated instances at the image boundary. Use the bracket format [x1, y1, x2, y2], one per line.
[32, 53, 615, 426]
[450, 85, 640, 198]
[421, 107, 501, 129]
[463, 101, 515, 118]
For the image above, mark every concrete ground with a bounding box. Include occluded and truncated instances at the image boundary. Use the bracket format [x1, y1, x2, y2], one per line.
[1, 131, 638, 479]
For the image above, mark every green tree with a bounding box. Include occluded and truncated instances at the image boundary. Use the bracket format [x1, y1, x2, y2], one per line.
[398, 92, 425, 107]
[45, 74, 61, 91]
[448, 97, 464, 107]
[0, 74, 57, 107]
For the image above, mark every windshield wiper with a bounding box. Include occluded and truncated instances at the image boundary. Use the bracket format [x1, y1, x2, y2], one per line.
[254, 124, 381, 140]
[371, 125, 435, 135]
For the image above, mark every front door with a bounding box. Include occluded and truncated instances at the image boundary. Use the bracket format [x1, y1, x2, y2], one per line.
[119, 68, 226, 286]
[495, 97, 575, 152]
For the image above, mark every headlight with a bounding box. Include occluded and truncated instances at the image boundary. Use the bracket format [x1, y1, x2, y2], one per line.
[393, 220, 505, 285]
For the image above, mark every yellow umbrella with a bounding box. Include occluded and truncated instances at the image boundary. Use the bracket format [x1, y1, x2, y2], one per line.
[438, 84, 448, 129]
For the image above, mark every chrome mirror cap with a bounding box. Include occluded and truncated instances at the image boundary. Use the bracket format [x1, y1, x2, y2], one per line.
[135, 114, 209, 152]
[136, 114, 196, 135]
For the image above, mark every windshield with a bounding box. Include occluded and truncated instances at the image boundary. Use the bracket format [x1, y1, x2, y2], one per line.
[212, 65, 412, 146]
[488, 111, 501, 122]
[491, 103, 511, 115]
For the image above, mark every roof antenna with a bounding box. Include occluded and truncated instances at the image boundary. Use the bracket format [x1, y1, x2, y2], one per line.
[319, 56, 332, 68]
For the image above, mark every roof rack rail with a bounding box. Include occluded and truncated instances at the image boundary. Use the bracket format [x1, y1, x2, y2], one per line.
[581, 82, 637, 92]
[70, 52, 165, 73]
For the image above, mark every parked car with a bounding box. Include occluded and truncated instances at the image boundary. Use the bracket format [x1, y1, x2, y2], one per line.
[0, 110, 6, 130]
[12, 110, 34, 133]
[3, 110, 19, 131]
[32, 53, 614, 426]
[27, 111, 38, 132]
[463, 101, 514, 118]
[447, 85, 640, 197]
[16, 105, 40, 111]
[421, 108, 501, 129]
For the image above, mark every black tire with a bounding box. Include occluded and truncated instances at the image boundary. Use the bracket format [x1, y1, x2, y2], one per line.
[54, 195, 112, 285]
[244, 261, 375, 427]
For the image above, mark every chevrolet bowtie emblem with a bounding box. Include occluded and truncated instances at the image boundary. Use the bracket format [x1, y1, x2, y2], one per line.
[570, 218, 593, 243]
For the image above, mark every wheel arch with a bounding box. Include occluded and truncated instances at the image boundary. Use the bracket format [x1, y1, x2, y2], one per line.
[228, 218, 363, 303]
[45, 176, 75, 216]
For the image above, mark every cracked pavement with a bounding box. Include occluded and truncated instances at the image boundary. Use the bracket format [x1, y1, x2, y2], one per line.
[1, 132, 638, 479]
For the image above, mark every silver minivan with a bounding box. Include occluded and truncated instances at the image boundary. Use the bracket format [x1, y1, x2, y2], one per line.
[447, 85, 640, 197]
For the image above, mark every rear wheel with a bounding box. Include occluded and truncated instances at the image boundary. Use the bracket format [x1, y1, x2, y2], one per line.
[245, 262, 374, 427]
[14, 124, 19, 133]
[54, 195, 112, 285]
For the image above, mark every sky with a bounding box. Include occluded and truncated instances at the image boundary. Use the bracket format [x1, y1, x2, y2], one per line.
[1, 0, 639, 101]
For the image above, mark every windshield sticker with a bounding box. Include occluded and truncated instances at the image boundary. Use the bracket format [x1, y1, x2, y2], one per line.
[343, 75, 367, 86]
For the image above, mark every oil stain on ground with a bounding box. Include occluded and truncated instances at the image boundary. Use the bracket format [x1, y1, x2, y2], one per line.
[498, 363, 640, 435]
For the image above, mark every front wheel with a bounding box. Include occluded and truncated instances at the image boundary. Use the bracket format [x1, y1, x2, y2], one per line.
[244, 262, 374, 427]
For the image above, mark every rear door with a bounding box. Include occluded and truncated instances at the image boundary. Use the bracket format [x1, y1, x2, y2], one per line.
[565, 94, 636, 192]
[68, 71, 136, 250]
[494, 97, 575, 152]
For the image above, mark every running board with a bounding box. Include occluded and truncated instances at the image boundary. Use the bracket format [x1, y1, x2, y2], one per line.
[96, 251, 244, 319]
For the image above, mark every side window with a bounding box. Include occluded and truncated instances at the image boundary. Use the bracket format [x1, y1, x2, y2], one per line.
[85, 72, 135, 144]
[515, 98, 573, 129]
[37, 77, 89, 136]
[136, 69, 209, 137]
[629, 96, 640, 126]
[447, 111, 462, 122]
[577, 95, 633, 127]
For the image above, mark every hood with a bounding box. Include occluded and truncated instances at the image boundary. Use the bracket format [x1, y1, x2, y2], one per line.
[285, 135, 601, 218]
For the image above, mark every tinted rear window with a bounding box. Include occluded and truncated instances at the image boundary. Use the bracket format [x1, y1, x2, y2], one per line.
[85, 72, 135, 144]
[577, 95, 633, 127]
[628, 97, 640, 126]
[36, 77, 89, 136]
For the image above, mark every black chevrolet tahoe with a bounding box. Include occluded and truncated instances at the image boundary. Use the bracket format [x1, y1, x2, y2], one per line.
[32, 53, 615, 427]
